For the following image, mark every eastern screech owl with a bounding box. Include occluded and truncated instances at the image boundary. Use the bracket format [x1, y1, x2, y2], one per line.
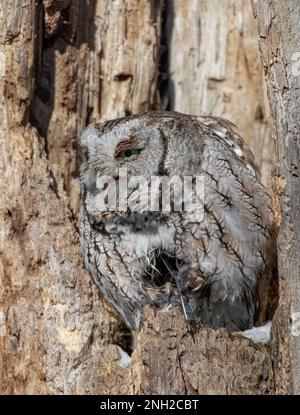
[79, 111, 274, 332]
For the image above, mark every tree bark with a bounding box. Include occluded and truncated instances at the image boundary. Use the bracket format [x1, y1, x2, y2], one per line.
[0, 0, 282, 395]
[166, 0, 272, 185]
[0, 0, 161, 394]
[251, 0, 300, 394]
[131, 307, 273, 395]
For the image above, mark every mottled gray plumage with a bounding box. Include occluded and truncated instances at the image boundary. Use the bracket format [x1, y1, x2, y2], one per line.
[79, 111, 274, 332]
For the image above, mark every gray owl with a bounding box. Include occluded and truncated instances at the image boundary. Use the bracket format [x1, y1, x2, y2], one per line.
[79, 111, 274, 332]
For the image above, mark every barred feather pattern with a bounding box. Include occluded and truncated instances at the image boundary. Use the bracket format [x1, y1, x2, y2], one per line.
[79, 111, 274, 331]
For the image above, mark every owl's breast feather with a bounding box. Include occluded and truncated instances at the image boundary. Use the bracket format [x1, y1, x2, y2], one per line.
[119, 224, 176, 257]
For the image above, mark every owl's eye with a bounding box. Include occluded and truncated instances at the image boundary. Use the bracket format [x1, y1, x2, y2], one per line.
[116, 148, 141, 159]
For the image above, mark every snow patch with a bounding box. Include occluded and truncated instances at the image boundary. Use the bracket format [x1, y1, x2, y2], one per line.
[240, 321, 272, 344]
[117, 346, 132, 368]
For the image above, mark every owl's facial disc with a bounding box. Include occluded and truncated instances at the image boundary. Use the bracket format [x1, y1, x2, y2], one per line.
[81, 122, 167, 223]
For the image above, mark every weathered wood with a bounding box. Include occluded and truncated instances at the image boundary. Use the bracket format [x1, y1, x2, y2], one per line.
[166, 0, 272, 185]
[251, 0, 300, 394]
[0, 0, 127, 394]
[0, 0, 282, 395]
[31, 0, 162, 213]
[132, 307, 273, 395]
[0, 0, 161, 394]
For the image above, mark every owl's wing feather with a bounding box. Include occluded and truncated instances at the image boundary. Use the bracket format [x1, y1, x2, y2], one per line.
[166, 115, 274, 330]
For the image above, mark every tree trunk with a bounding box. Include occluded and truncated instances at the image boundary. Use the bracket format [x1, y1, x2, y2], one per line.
[165, 0, 272, 185]
[0, 0, 161, 394]
[131, 307, 273, 395]
[0, 0, 287, 395]
[251, 0, 300, 394]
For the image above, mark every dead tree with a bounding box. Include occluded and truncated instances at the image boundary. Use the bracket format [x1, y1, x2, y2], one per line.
[0, 0, 294, 394]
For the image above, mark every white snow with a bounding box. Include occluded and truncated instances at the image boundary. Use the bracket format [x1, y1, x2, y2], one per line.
[239, 321, 272, 344]
[117, 346, 132, 368]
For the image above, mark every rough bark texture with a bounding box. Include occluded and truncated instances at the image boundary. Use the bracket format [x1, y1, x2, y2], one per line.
[165, 0, 272, 185]
[0, 0, 282, 395]
[31, 0, 162, 216]
[0, 0, 133, 395]
[131, 307, 273, 395]
[0, 0, 160, 394]
[252, 0, 300, 394]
